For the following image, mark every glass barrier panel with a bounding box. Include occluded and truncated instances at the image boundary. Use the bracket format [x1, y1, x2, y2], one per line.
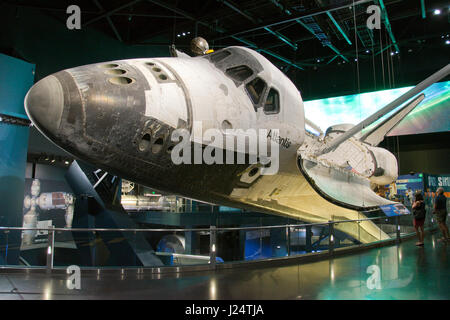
[156, 230, 211, 266]
[53, 230, 96, 267]
[216, 227, 270, 263]
[373, 216, 397, 240]
[288, 225, 308, 256]
[398, 214, 416, 236]
[1, 229, 47, 267]
[387, 216, 400, 238]
[333, 221, 360, 249]
[51, 228, 226, 268]
[424, 206, 434, 229]
[287, 223, 332, 255]
[52, 229, 85, 267]
[355, 218, 382, 244]
[3, 211, 442, 270]
[269, 227, 289, 259]
[311, 223, 330, 253]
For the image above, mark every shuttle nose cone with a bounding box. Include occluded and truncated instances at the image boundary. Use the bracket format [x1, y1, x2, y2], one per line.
[25, 75, 64, 135]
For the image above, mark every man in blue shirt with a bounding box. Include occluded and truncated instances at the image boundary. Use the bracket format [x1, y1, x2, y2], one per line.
[434, 187, 449, 241]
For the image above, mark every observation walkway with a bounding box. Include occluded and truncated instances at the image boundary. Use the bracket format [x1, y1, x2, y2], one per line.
[0, 231, 448, 300]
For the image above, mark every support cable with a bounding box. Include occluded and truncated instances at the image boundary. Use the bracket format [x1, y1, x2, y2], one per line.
[380, 28, 385, 89]
[352, 0, 364, 207]
[386, 28, 392, 88]
[390, 40, 395, 88]
[353, 2, 360, 95]
[171, 0, 179, 45]
[372, 32, 376, 90]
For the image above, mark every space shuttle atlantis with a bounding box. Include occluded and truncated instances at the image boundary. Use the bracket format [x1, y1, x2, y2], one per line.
[24, 43, 450, 243]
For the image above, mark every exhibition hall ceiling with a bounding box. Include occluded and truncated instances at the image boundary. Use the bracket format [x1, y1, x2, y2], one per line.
[2, 0, 448, 156]
[3, 0, 450, 99]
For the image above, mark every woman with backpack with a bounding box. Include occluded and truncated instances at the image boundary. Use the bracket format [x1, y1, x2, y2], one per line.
[412, 192, 426, 246]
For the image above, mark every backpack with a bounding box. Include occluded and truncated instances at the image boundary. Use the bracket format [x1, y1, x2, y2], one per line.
[413, 202, 426, 219]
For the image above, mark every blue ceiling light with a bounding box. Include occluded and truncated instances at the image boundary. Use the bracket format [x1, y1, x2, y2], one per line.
[326, 11, 352, 46]
[433, 9, 441, 15]
[264, 27, 298, 50]
[420, 0, 426, 19]
[378, 0, 400, 53]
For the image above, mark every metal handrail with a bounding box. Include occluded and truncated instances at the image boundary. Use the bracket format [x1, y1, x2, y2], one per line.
[0, 213, 426, 273]
[0, 215, 399, 233]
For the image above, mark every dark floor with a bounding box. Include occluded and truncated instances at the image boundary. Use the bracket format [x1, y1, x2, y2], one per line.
[0, 232, 448, 300]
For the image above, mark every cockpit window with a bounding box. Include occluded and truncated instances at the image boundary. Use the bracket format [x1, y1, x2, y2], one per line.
[245, 77, 267, 105]
[206, 47, 264, 89]
[225, 65, 254, 82]
[209, 50, 231, 63]
[264, 88, 280, 114]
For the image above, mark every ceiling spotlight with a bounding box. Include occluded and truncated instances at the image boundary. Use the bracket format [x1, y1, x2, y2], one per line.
[316, 59, 320, 63]
[177, 34, 180, 37]
[65, 161, 70, 165]
[354, 58, 357, 61]
[433, 9, 441, 15]
[390, 52, 394, 56]
[366, 50, 370, 53]
[51, 159, 55, 163]
[446, 40, 450, 45]
[182, 32, 186, 36]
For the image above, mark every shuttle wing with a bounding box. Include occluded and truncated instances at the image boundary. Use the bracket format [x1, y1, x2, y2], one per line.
[360, 93, 425, 146]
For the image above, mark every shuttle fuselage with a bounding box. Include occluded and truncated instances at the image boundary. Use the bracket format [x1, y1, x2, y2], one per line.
[25, 46, 412, 243]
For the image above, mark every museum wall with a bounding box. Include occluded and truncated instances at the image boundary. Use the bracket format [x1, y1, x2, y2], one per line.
[381, 131, 450, 175]
[0, 5, 168, 82]
[25, 162, 68, 182]
[398, 148, 450, 175]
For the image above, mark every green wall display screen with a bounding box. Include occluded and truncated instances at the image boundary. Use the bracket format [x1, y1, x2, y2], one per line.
[304, 81, 450, 136]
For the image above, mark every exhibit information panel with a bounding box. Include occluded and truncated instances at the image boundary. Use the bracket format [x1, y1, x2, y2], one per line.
[380, 204, 410, 217]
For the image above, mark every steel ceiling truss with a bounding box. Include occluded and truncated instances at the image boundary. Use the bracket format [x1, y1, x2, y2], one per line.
[7, 0, 416, 70]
